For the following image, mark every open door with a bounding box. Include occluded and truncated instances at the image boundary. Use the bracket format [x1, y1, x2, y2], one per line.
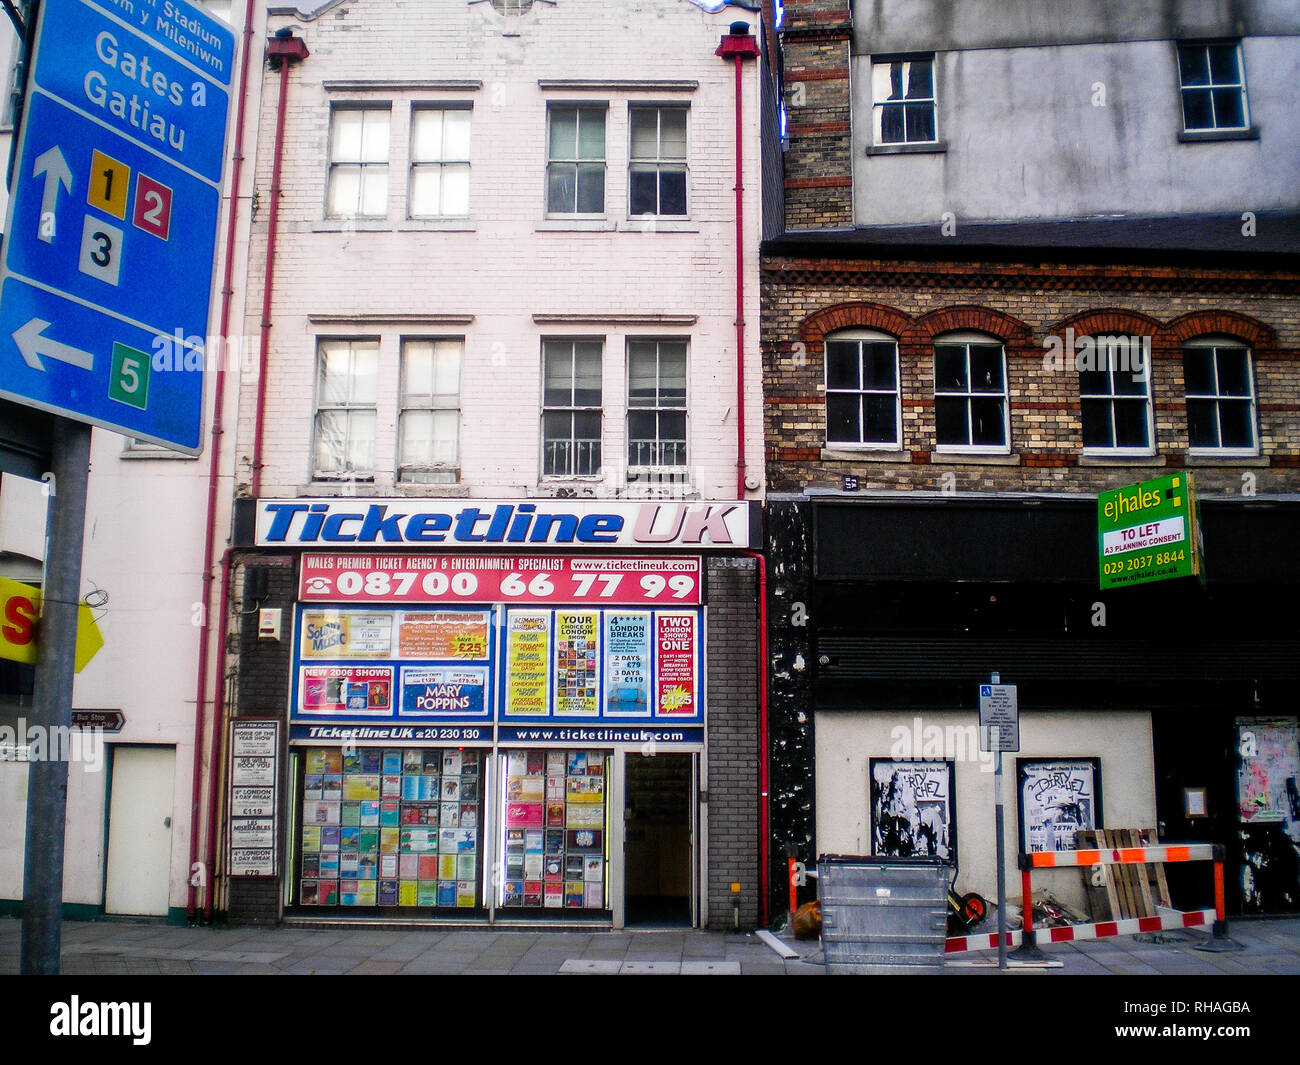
[623, 751, 694, 927]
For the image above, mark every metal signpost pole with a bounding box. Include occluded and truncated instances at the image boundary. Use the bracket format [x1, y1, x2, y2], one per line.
[19, 415, 90, 974]
[991, 671, 1006, 971]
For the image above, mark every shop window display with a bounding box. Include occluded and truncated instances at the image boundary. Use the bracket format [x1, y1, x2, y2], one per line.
[501, 749, 607, 909]
[298, 746, 482, 908]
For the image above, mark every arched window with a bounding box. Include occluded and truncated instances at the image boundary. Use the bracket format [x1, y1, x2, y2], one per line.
[933, 332, 1008, 452]
[824, 330, 901, 448]
[1183, 337, 1258, 454]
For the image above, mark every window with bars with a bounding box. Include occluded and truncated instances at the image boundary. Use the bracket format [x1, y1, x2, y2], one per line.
[824, 332, 901, 448]
[542, 340, 603, 476]
[313, 339, 379, 479]
[871, 56, 937, 145]
[1177, 42, 1249, 132]
[409, 108, 471, 217]
[327, 107, 390, 217]
[1183, 341, 1257, 453]
[1079, 338, 1155, 452]
[547, 106, 606, 215]
[933, 336, 1009, 451]
[399, 339, 462, 482]
[629, 106, 688, 216]
[627, 339, 687, 468]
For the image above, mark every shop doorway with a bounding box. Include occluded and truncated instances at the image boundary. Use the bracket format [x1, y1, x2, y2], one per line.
[623, 752, 694, 927]
[105, 745, 175, 917]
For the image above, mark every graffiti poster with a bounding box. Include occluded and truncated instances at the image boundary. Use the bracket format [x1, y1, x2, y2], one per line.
[869, 759, 954, 860]
[1016, 758, 1101, 853]
[1236, 718, 1300, 913]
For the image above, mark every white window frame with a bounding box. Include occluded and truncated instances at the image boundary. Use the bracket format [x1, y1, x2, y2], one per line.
[932, 332, 1010, 454]
[326, 105, 391, 218]
[626, 338, 689, 474]
[408, 106, 472, 219]
[1176, 40, 1250, 133]
[1183, 337, 1259, 456]
[628, 104, 689, 218]
[398, 337, 463, 484]
[312, 337, 380, 481]
[871, 55, 938, 146]
[1078, 336, 1157, 457]
[823, 329, 902, 451]
[545, 105, 607, 217]
[541, 338, 604, 478]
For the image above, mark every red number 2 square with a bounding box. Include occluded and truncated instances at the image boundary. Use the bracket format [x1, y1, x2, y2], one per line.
[133, 174, 173, 240]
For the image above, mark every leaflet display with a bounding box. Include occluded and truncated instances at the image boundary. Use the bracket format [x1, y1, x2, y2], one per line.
[500, 749, 607, 910]
[298, 746, 483, 909]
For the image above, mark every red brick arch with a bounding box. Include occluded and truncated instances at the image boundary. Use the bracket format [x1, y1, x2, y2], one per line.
[1047, 309, 1164, 340]
[911, 305, 1033, 345]
[799, 302, 913, 347]
[1161, 310, 1276, 350]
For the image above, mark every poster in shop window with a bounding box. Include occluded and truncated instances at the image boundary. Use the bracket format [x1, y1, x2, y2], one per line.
[300, 666, 394, 716]
[869, 759, 955, 860]
[1016, 758, 1102, 854]
[299, 611, 393, 658]
[553, 611, 599, 717]
[506, 611, 550, 716]
[603, 612, 651, 716]
[655, 612, 697, 716]
[397, 611, 490, 660]
[399, 666, 489, 717]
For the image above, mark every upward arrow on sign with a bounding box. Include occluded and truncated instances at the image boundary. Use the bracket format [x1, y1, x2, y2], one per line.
[32, 145, 71, 244]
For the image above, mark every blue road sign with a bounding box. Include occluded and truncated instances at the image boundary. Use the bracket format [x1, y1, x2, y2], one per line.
[0, 0, 235, 453]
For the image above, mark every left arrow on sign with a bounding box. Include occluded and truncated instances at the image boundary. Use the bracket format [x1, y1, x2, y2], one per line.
[12, 317, 95, 371]
[33, 146, 72, 245]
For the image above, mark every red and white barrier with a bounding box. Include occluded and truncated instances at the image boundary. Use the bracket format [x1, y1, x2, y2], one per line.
[945, 907, 1216, 954]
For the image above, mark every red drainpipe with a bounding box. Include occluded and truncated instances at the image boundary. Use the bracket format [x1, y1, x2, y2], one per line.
[716, 23, 760, 501]
[718, 25, 767, 924]
[187, 0, 256, 924]
[252, 30, 310, 498]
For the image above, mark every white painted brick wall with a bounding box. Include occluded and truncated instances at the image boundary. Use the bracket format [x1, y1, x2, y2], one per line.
[238, 0, 765, 500]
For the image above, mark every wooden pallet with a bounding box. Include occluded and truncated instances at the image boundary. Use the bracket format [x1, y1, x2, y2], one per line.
[1077, 827, 1171, 921]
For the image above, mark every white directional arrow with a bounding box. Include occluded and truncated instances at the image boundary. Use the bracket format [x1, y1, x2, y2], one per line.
[12, 318, 94, 372]
[33, 146, 72, 245]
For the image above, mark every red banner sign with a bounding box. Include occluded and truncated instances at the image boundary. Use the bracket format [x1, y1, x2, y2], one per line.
[299, 555, 702, 606]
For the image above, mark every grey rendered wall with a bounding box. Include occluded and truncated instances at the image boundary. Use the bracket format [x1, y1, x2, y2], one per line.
[850, 3, 1300, 223]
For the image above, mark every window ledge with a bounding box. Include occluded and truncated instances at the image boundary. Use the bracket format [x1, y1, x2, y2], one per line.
[535, 478, 611, 496]
[393, 482, 470, 497]
[120, 447, 198, 461]
[1078, 453, 1165, 467]
[1177, 127, 1259, 143]
[821, 447, 910, 463]
[616, 220, 698, 233]
[1185, 452, 1267, 466]
[313, 219, 393, 233]
[933, 451, 1019, 465]
[536, 219, 617, 232]
[302, 480, 380, 496]
[867, 140, 948, 156]
[398, 218, 477, 232]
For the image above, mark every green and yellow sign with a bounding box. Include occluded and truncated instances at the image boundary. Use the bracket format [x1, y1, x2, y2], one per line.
[1098, 473, 1204, 589]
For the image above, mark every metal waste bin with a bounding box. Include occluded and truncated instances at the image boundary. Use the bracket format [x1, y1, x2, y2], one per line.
[817, 855, 949, 974]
